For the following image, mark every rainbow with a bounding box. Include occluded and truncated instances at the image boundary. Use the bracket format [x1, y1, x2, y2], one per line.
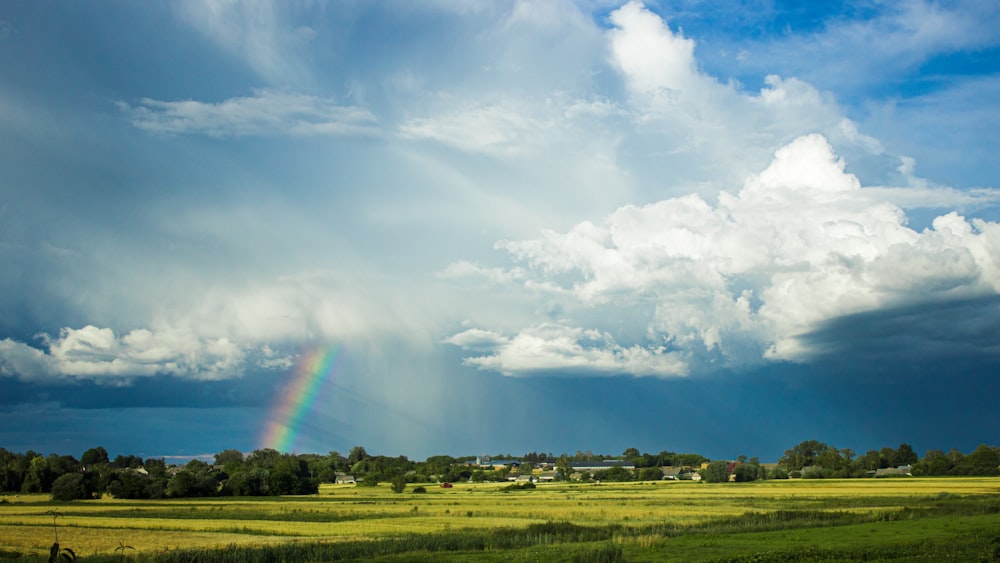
[260, 346, 341, 453]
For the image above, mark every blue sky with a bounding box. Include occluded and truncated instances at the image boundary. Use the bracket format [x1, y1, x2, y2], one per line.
[1, 0, 999, 463]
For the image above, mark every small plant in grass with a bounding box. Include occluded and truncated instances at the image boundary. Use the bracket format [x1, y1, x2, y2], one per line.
[45, 510, 76, 562]
[116, 540, 135, 561]
[46, 510, 63, 543]
[48, 543, 76, 563]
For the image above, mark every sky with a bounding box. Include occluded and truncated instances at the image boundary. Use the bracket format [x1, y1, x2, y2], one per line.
[1, 0, 999, 463]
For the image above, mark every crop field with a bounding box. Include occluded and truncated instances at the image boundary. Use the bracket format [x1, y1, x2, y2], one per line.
[2, 477, 1000, 561]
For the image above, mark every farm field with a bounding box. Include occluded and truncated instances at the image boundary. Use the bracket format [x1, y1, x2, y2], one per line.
[2, 477, 999, 561]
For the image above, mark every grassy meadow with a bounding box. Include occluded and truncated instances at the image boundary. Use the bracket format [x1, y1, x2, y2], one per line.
[2, 477, 999, 561]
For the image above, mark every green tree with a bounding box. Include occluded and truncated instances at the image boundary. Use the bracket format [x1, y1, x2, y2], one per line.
[673, 453, 709, 467]
[602, 465, 633, 482]
[214, 449, 244, 466]
[878, 447, 895, 469]
[778, 440, 826, 471]
[913, 449, 950, 476]
[265, 455, 317, 495]
[859, 449, 882, 472]
[226, 467, 270, 496]
[815, 445, 845, 472]
[47, 454, 81, 477]
[81, 447, 109, 466]
[144, 458, 167, 479]
[186, 459, 210, 473]
[955, 444, 1000, 475]
[555, 454, 573, 481]
[347, 446, 369, 467]
[326, 451, 348, 473]
[701, 461, 731, 483]
[106, 470, 154, 499]
[22, 455, 50, 493]
[246, 448, 281, 469]
[638, 467, 664, 481]
[51, 473, 88, 501]
[733, 462, 760, 482]
[768, 466, 789, 479]
[111, 454, 143, 469]
[419, 455, 456, 478]
[166, 470, 199, 497]
[891, 443, 918, 467]
[390, 475, 407, 493]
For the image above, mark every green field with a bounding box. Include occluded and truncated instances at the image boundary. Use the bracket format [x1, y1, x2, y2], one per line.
[2, 477, 999, 561]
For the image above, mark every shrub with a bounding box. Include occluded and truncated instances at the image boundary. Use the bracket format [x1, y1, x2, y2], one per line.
[502, 481, 536, 492]
[769, 467, 789, 479]
[390, 476, 407, 493]
[51, 473, 87, 501]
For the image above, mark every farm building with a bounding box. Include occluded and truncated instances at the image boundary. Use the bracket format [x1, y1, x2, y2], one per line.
[570, 460, 635, 471]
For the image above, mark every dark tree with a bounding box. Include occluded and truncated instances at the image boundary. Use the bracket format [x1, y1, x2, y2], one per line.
[733, 463, 759, 482]
[891, 443, 918, 467]
[226, 467, 270, 496]
[859, 450, 882, 471]
[878, 447, 895, 469]
[214, 449, 244, 466]
[778, 440, 826, 470]
[555, 454, 573, 481]
[347, 446, 369, 467]
[701, 461, 731, 483]
[602, 465, 633, 482]
[638, 467, 664, 481]
[81, 447, 109, 466]
[22, 455, 50, 493]
[390, 475, 407, 493]
[166, 471, 199, 497]
[106, 471, 154, 499]
[51, 473, 88, 501]
[246, 449, 281, 468]
[112, 454, 143, 469]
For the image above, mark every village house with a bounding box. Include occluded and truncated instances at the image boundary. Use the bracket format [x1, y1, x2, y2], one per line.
[875, 465, 913, 477]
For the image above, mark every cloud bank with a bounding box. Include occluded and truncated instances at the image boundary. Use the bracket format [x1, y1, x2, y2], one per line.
[0, 326, 250, 383]
[446, 134, 1000, 376]
[1, 0, 998, 392]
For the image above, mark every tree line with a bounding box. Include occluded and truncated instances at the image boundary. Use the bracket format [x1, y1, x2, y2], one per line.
[1, 441, 997, 500]
[773, 440, 1000, 479]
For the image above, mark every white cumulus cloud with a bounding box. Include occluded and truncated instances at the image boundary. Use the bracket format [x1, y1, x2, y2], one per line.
[445, 133, 1000, 376]
[0, 325, 254, 382]
[448, 324, 686, 377]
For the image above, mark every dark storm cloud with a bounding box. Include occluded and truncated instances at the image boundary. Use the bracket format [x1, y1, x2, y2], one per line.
[801, 295, 1000, 362]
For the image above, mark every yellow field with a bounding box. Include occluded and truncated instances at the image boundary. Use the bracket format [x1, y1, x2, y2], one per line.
[2, 477, 998, 559]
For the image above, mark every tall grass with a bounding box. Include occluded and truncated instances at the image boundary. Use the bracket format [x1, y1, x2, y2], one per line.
[102, 495, 1000, 562]
[5, 478, 1000, 560]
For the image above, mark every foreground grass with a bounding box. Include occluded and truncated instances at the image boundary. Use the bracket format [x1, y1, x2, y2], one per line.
[2, 477, 999, 561]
